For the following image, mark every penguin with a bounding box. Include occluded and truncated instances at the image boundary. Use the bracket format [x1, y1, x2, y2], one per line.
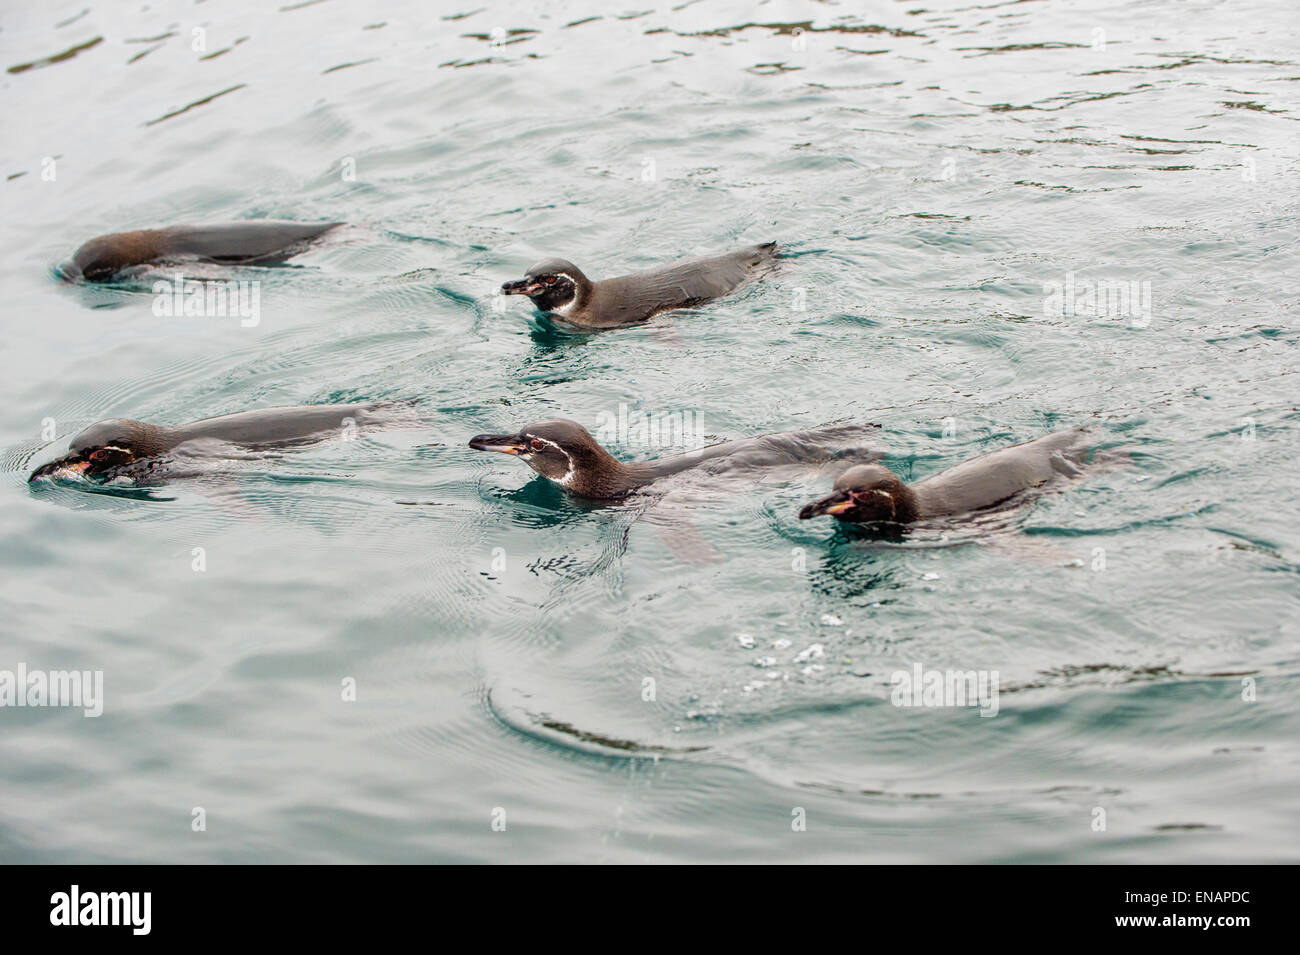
[499, 242, 778, 329]
[798, 428, 1094, 525]
[28, 403, 382, 484]
[60, 221, 342, 282]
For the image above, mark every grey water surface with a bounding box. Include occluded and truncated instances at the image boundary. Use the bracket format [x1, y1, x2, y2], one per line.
[1, 0, 1297, 863]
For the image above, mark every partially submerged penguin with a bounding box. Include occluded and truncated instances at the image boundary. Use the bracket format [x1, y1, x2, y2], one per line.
[499, 242, 779, 329]
[469, 417, 884, 499]
[29, 403, 382, 484]
[798, 428, 1094, 526]
[61, 221, 342, 282]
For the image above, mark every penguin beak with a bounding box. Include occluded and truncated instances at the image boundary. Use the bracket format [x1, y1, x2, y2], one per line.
[56, 261, 84, 283]
[798, 492, 853, 520]
[28, 455, 90, 483]
[468, 434, 526, 455]
[500, 278, 543, 296]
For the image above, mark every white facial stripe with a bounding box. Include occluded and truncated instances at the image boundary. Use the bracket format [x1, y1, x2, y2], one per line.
[523, 434, 575, 486]
[547, 273, 580, 316]
[527, 435, 563, 453]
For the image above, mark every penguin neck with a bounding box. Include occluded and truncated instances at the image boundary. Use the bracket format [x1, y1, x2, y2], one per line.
[893, 483, 931, 522]
[132, 422, 183, 458]
[567, 443, 651, 499]
[545, 297, 580, 321]
[112, 230, 169, 270]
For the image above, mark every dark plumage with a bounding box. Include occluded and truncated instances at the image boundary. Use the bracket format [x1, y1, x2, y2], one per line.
[468, 417, 884, 500]
[499, 242, 779, 329]
[798, 428, 1094, 525]
[62, 221, 342, 282]
[28, 404, 379, 483]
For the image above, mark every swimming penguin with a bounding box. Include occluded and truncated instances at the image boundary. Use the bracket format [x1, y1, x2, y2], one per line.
[468, 417, 884, 499]
[499, 242, 779, 329]
[28, 404, 382, 484]
[798, 427, 1094, 525]
[60, 221, 343, 282]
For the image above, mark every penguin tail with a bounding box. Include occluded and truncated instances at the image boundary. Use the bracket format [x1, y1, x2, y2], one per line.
[753, 242, 781, 272]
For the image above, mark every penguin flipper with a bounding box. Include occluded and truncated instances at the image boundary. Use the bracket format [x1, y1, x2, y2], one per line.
[1049, 449, 1085, 478]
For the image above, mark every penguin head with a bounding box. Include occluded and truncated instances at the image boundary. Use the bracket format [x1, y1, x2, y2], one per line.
[500, 259, 589, 314]
[28, 418, 160, 482]
[799, 464, 914, 523]
[65, 236, 132, 283]
[63, 230, 164, 283]
[469, 418, 616, 489]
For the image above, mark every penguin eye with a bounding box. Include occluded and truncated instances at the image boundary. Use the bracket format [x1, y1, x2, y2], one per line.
[529, 438, 546, 452]
[541, 275, 557, 286]
[89, 449, 110, 462]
